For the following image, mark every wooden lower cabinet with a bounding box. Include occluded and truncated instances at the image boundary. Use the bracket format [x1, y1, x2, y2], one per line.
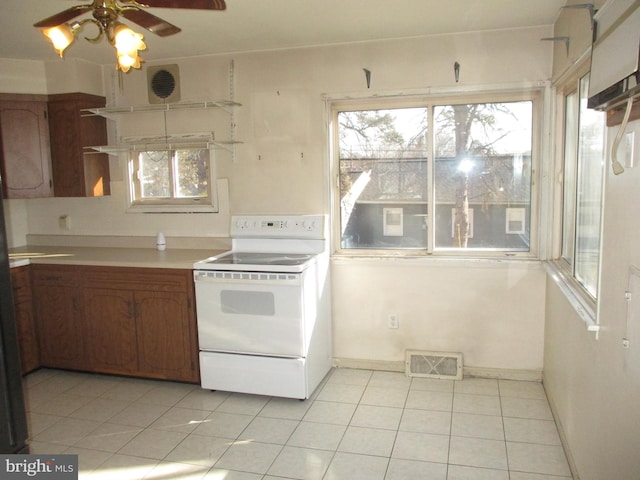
[80, 266, 199, 383]
[10, 266, 39, 374]
[82, 287, 138, 375]
[32, 265, 85, 370]
[135, 290, 196, 381]
[30, 264, 199, 383]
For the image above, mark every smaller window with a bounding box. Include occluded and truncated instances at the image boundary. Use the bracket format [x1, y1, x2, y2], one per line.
[127, 146, 218, 213]
[506, 208, 526, 235]
[560, 73, 606, 300]
[383, 207, 404, 236]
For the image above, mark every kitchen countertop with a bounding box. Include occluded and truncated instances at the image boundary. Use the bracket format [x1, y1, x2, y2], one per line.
[8, 245, 227, 270]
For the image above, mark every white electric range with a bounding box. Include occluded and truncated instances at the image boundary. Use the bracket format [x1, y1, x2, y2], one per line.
[193, 215, 332, 399]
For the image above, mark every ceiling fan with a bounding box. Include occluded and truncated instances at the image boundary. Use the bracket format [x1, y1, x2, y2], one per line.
[33, 0, 227, 72]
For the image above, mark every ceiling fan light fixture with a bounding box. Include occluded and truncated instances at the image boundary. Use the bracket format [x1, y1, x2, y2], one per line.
[41, 23, 78, 57]
[34, 0, 227, 73]
[111, 23, 146, 72]
[113, 23, 146, 54]
[117, 51, 143, 72]
[117, 54, 138, 72]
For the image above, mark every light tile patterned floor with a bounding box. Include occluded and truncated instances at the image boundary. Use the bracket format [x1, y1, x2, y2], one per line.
[23, 368, 573, 479]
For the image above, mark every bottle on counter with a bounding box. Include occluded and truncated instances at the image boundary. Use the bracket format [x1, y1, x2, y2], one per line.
[156, 232, 166, 251]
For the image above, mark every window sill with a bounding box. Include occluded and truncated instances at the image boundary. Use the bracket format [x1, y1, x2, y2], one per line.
[331, 253, 542, 269]
[126, 203, 218, 214]
[543, 260, 599, 332]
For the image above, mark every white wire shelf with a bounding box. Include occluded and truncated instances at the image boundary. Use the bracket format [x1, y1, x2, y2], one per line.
[84, 133, 242, 156]
[81, 100, 242, 118]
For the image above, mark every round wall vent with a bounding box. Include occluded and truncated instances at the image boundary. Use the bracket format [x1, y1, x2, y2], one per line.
[147, 64, 181, 104]
[150, 69, 175, 99]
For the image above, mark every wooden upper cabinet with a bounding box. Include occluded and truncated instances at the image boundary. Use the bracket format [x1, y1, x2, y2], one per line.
[47, 93, 110, 197]
[0, 94, 53, 199]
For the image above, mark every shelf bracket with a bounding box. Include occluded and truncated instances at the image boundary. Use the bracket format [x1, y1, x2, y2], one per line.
[541, 36, 570, 56]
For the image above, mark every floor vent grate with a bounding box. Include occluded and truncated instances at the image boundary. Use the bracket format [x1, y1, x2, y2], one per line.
[405, 350, 463, 380]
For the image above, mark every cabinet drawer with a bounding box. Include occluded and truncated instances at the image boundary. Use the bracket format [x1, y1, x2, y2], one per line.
[81, 267, 189, 292]
[32, 265, 79, 287]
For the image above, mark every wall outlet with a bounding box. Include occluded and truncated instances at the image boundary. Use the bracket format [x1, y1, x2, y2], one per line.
[58, 214, 70, 230]
[388, 313, 399, 329]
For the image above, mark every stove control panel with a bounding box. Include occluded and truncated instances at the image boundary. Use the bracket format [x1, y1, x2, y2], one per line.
[231, 215, 325, 238]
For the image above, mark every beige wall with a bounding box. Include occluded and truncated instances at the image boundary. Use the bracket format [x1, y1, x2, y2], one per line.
[544, 0, 640, 478]
[0, 59, 47, 94]
[544, 115, 640, 479]
[2, 25, 553, 374]
[333, 258, 546, 374]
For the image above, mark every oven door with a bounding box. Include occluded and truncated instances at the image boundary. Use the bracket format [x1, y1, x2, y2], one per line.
[194, 270, 307, 357]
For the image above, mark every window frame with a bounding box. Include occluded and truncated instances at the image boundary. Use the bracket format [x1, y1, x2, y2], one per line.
[125, 145, 219, 213]
[551, 61, 607, 319]
[329, 90, 542, 258]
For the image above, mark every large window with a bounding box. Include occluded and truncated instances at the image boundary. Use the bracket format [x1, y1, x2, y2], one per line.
[333, 95, 536, 254]
[127, 146, 218, 213]
[560, 73, 606, 299]
[337, 107, 429, 250]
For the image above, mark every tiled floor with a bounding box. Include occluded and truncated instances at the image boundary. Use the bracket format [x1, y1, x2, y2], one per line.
[23, 368, 573, 479]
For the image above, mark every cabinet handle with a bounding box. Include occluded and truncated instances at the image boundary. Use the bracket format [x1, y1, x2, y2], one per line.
[43, 275, 62, 281]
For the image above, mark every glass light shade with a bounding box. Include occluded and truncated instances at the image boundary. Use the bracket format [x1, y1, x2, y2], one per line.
[42, 24, 75, 57]
[113, 24, 146, 55]
[117, 52, 142, 72]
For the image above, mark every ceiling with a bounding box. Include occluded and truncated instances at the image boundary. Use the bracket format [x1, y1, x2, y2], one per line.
[0, 0, 566, 67]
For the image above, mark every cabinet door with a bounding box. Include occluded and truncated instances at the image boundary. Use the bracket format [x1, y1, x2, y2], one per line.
[48, 93, 110, 198]
[136, 290, 198, 382]
[47, 101, 82, 197]
[35, 286, 85, 369]
[10, 267, 39, 374]
[82, 288, 139, 375]
[32, 267, 85, 370]
[0, 100, 53, 198]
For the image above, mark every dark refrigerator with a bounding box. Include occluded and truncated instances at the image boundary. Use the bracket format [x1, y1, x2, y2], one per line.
[0, 184, 29, 454]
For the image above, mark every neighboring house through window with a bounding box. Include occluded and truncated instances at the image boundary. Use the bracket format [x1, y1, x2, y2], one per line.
[331, 93, 538, 255]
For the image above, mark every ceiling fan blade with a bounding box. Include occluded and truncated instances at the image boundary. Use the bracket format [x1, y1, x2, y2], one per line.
[138, 0, 226, 10]
[33, 5, 94, 28]
[121, 8, 181, 37]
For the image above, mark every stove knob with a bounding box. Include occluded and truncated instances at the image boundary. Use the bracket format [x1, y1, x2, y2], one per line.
[302, 220, 316, 230]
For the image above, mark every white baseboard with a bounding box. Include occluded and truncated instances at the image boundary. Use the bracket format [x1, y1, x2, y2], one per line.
[333, 358, 405, 372]
[464, 366, 542, 382]
[332, 357, 542, 382]
[542, 372, 580, 479]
